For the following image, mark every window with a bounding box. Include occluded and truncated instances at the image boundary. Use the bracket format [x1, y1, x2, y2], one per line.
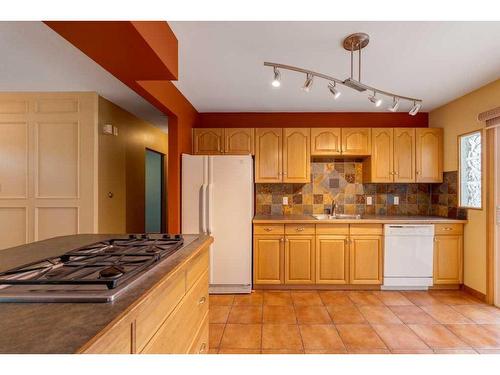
[459, 130, 482, 209]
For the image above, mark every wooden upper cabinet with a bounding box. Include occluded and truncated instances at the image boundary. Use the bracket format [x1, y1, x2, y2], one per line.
[416, 128, 443, 183]
[315, 235, 349, 284]
[283, 128, 310, 183]
[224, 128, 254, 155]
[255, 128, 282, 183]
[349, 235, 383, 285]
[369, 128, 394, 183]
[394, 128, 416, 182]
[284, 235, 315, 284]
[311, 128, 341, 156]
[341, 128, 371, 156]
[193, 128, 223, 154]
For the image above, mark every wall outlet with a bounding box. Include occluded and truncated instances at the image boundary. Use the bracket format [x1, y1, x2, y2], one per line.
[282, 196, 288, 205]
[366, 196, 373, 205]
[102, 124, 113, 135]
[393, 196, 399, 205]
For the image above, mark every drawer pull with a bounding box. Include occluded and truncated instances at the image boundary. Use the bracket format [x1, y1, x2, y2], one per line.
[443, 227, 452, 231]
[198, 296, 206, 305]
[295, 227, 305, 232]
[264, 227, 273, 232]
[199, 343, 206, 353]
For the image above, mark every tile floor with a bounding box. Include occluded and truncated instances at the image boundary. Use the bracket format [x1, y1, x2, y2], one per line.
[208, 290, 500, 354]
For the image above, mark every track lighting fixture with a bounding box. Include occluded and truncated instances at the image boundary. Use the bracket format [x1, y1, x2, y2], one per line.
[328, 82, 341, 99]
[264, 32, 422, 115]
[271, 67, 281, 87]
[388, 97, 400, 112]
[409, 101, 422, 116]
[302, 73, 314, 92]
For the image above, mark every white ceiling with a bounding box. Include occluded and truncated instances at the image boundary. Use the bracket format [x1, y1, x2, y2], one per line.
[0, 21, 168, 132]
[169, 21, 500, 113]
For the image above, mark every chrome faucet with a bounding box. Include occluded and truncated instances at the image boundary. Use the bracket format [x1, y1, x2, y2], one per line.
[331, 201, 337, 218]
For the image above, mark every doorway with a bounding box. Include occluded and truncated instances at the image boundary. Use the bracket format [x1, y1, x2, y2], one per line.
[145, 149, 165, 233]
[495, 128, 500, 307]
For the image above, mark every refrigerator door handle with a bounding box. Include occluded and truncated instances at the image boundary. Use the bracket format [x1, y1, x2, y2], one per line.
[200, 183, 208, 234]
[207, 183, 214, 234]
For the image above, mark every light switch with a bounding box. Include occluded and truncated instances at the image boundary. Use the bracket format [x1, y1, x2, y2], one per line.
[393, 196, 399, 205]
[102, 124, 113, 135]
[283, 196, 288, 205]
[366, 196, 373, 205]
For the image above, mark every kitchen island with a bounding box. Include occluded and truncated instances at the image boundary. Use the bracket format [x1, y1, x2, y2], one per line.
[0, 234, 212, 354]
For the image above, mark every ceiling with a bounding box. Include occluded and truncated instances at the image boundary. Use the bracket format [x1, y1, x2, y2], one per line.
[169, 21, 500, 113]
[0, 22, 168, 132]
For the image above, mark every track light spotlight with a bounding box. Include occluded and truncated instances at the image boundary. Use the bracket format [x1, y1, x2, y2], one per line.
[388, 97, 400, 112]
[368, 92, 382, 107]
[328, 82, 341, 99]
[302, 73, 314, 92]
[271, 67, 281, 87]
[409, 101, 422, 116]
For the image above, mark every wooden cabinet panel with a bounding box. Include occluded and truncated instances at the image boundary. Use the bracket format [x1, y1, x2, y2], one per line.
[255, 128, 282, 183]
[316, 235, 349, 284]
[434, 224, 463, 236]
[416, 128, 443, 183]
[370, 128, 394, 182]
[349, 224, 383, 236]
[283, 128, 310, 183]
[284, 235, 315, 284]
[316, 224, 349, 235]
[434, 235, 463, 284]
[188, 312, 209, 354]
[285, 223, 315, 235]
[224, 128, 254, 155]
[193, 128, 223, 154]
[254, 224, 285, 235]
[254, 235, 284, 284]
[82, 317, 134, 354]
[341, 128, 371, 156]
[349, 235, 383, 284]
[311, 128, 341, 155]
[394, 128, 415, 182]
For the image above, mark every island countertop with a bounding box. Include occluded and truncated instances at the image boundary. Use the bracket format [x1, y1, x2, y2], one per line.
[253, 214, 467, 224]
[0, 233, 213, 354]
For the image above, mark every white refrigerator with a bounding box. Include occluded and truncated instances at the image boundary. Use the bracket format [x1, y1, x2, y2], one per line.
[181, 154, 253, 294]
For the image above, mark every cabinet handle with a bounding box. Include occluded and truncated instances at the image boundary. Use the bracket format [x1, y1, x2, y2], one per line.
[199, 343, 206, 354]
[280, 238, 284, 242]
[264, 227, 273, 232]
[443, 227, 452, 231]
[416, 171, 420, 175]
[198, 296, 206, 305]
[296, 227, 305, 232]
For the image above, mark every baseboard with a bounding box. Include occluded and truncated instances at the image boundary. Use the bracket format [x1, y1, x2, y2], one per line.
[461, 284, 487, 302]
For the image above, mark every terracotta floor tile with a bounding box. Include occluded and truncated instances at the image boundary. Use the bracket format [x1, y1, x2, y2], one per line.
[291, 291, 323, 305]
[348, 291, 384, 306]
[372, 291, 413, 306]
[347, 349, 391, 354]
[391, 349, 434, 354]
[402, 291, 441, 306]
[389, 305, 438, 324]
[371, 324, 429, 350]
[209, 324, 225, 349]
[305, 348, 348, 354]
[421, 305, 472, 324]
[477, 349, 500, 354]
[358, 305, 403, 324]
[262, 349, 304, 354]
[318, 291, 354, 306]
[263, 291, 293, 305]
[433, 349, 478, 354]
[209, 305, 231, 324]
[480, 324, 500, 338]
[326, 305, 366, 324]
[407, 324, 471, 349]
[299, 324, 346, 350]
[335, 324, 388, 350]
[446, 324, 500, 349]
[451, 305, 500, 324]
[218, 348, 261, 354]
[295, 305, 332, 324]
[220, 324, 262, 349]
[262, 324, 303, 350]
[227, 305, 263, 324]
[233, 291, 263, 305]
[429, 291, 481, 305]
[209, 294, 235, 306]
[263, 305, 297, 324]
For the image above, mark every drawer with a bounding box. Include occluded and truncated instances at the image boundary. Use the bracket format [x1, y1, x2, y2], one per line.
[82, 316, 133, 354]
[349, 224, 383, 235]
[141, 270, 209, 354]
[316, 224, 349, 235]
[285, 224, 315, 235]
[254, 224, 285, 235]
[135, 268, 186, 351]
[188, 312, 209, 354]
[435, 224, 463, 235]
[186, 247, 209, 291]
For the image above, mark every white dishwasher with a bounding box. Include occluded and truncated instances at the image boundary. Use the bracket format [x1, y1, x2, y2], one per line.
[383, 224, 434, 290]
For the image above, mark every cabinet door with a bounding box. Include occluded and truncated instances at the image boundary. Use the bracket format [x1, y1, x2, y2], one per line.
[254, 235, 283, 284]
[311, 128, 341, 156]
[370, 128, 394, 182]
[349, 235, 383, 284]
[315, 235, 349, 284]
[255, 128, 282, 183]
[341, 128, 371, 156]
[284, 235, 315, 284]
[283, 128, 310, 183]
[434, 235, 463, 284]
[416, 128, 443, 183]
[224, 128, 254, 155]
[394, 128, 415, 182]
[193, 128, 223, 154]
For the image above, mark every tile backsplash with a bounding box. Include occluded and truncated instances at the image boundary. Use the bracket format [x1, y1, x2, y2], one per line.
[430, 171, 468, 220]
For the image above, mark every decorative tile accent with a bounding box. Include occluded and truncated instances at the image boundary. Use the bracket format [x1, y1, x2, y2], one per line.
[430, 171, 468, 220]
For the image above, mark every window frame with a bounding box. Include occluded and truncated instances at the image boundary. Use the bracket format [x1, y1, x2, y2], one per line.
[457, 129, 484, 210]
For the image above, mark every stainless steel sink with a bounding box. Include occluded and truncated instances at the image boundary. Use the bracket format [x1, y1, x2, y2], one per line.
[313, 213, 362, 220]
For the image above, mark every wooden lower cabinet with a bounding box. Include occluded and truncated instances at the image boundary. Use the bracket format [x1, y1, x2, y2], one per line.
[315, 235, 349, 284]
[433, 234, 463, 284]
[254, 235, 284, 284]
[284, 235, 315, 284]
[349, 235, 383, 285]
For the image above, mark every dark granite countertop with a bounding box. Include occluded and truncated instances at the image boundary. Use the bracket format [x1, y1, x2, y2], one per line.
[0, 233, 212, 354]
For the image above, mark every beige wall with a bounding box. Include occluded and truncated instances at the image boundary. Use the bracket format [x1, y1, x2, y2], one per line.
[98, 97, 168, 233]
[430, 79, 500, 294]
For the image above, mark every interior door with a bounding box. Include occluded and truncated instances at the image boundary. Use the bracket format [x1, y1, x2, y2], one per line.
[394, 128, 416, 182]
